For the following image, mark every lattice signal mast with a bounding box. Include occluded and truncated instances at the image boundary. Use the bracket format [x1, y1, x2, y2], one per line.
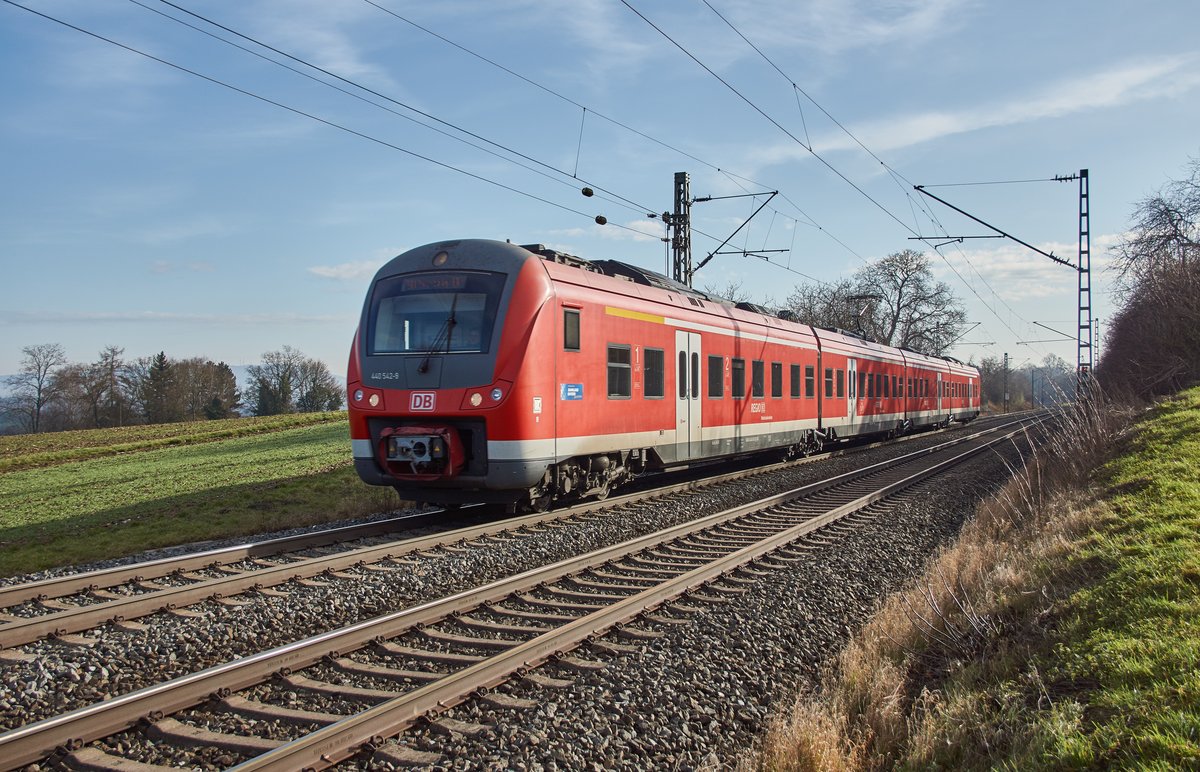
[914, 168, 1094, 398]
[1075, 169, 1093, 389]
[666, 172, 692, 286]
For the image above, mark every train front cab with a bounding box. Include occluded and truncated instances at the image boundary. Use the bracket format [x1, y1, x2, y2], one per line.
[348, 240, 557, 505]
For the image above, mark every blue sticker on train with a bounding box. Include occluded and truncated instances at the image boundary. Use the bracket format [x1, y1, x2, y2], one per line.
[561, 383, 584, 400]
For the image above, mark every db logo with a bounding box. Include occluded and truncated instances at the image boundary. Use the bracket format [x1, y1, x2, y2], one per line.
[409, 392, 436, 411]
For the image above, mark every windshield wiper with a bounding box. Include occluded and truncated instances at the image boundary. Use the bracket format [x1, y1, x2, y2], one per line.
[417, 294, 459, 373]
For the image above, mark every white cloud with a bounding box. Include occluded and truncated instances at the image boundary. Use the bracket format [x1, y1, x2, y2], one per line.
[709, 0, 969, 56]
[752, 54, 1200, 166]
[247, 0, 392, 84]
[307, 260, 381, 280]
[929, 233, 1120, 303]
[136, 218, 230, 246]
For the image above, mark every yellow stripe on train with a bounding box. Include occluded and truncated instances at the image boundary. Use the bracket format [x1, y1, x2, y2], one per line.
[604, 306, 665, 324]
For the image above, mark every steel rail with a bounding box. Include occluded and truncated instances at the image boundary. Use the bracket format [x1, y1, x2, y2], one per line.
[0, 417, 977, 608]
[0, 513, 440, 609]
[0, 417, 1039, 770]
[238, 418, 1040, 770]
[0, 457, 837, 649]
[0, 418, 1003, 649]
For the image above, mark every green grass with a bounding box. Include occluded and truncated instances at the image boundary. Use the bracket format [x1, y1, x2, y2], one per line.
[904, 390, 1200, 770]
[0, 411, 346, 472]
[1029, 390, 1200, 768]
[0, 415, 397, 576]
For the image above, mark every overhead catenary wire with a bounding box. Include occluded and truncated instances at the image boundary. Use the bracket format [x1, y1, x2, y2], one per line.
[1, 0, 666, 243]
[697, 0, 1053, 356]
[143, 0, 841, 274]
[356, 0, 866, 272]
[149, 0, 660, 219]
[124, 0, 645, 219]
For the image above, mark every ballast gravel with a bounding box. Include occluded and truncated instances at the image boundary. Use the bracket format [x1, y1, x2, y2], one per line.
[0, 423, 1034, 771]
[377, 442, 1031, 771]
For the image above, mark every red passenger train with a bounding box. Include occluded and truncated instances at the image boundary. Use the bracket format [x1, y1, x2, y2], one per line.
[348, 239, 981, 509]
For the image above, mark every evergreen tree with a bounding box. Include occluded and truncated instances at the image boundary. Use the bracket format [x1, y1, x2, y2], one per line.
[141, 351, 182, 424]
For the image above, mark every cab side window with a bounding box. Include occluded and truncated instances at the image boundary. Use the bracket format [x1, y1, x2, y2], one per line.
[563, 309, 580, 351]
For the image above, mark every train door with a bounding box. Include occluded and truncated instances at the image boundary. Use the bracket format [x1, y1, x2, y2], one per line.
[675, 330, 702, 459]
[847, 358, 858, 427]
[936, 372, 943, 415]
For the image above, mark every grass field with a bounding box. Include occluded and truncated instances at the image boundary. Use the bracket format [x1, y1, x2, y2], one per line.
[0, 413, 396, 576]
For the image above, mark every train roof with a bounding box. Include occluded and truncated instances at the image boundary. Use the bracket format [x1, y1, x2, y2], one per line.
[520, 242, 976, 373]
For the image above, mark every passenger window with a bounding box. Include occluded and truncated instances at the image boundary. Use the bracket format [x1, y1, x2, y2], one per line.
[607, 345, 631, 398]
[824, 368, 833, 398]
[732, 358, 746, 399]
[752, 360, 765, 398]
[563, 309, 580, 351]
[836, 369, 844, 398]
[771, 362, 783, 398]
[644, 348, 664, 399]
[790, 364, 801, 398]
[708, 355, 724, 398]
[805, 365, 815, 398]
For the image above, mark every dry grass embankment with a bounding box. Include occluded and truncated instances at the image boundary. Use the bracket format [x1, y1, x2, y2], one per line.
[743, 388, 1200, 770]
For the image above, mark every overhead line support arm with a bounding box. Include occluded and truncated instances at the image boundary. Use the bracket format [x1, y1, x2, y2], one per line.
[694, 191, 778, 274]
[913, 185, 1075, 269]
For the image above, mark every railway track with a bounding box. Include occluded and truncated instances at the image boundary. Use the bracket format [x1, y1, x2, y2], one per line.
[0, 417, 1011, 652]
[0, 415, 1041, 770]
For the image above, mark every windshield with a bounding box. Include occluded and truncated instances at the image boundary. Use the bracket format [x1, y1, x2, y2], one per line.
[368, 271, 506, 355]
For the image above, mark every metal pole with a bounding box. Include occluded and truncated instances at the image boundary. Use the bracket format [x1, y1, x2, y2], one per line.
[1003, 352, 1010, 413]
[668, 172, 692, 286]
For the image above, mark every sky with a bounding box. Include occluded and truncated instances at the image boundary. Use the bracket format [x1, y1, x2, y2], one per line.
[2, 0, 1198, 380]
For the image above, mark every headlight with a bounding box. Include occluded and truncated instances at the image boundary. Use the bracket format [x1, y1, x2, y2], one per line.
[353, 389, 364, 402]
[469, 392, 483, 407]
[491, 388, 503, 401]
[368, 393, 380, 407]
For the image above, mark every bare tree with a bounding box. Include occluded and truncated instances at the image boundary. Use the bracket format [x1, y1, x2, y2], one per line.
[1112, 156, 1200, 294]
[295, 358, 343, 412]
[4, 343, 67, 433]
[50, 362, 105, 429]
[1101, 156, 1200, 398]
[246, 346, 340, 415]
[701, 279, 748, 304]
[53, 346, 131, 429]
[176, 358, 241, 421]
[246, 346, 303, 416]
[783, 278, 860, 332]
[783, 251, 966, 354]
